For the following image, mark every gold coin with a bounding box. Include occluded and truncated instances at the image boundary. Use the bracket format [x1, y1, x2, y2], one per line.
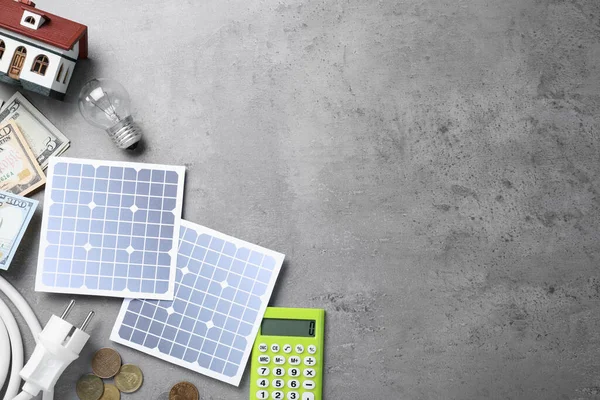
[76, 374, 104, 400]
[169, 381, 199, 400]
[99, 383, 121, 400]
[91, 348, 122, 379]
[114, 364, 143, 393]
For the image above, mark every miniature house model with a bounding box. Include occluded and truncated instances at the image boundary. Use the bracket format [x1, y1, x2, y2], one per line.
[0, 0, 87, 100]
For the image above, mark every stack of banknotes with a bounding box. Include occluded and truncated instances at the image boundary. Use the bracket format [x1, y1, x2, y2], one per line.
[0, 92, 69, 269]
[0, 191, 38, 270]
[0, 92, 70, 197]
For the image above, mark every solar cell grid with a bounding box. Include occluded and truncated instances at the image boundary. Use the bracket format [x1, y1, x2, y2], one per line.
[36, 157, 185, 299]
[110, 220, 285, 386]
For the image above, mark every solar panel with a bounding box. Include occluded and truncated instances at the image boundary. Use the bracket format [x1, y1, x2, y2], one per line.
[36, 157, 185, 300]
[110, 220, 284, 385]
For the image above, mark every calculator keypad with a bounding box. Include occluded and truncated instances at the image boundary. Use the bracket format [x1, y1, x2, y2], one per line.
[255, 342, 319, 400]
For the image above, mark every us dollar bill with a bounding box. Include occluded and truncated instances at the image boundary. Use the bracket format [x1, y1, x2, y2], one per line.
[0, 92, 70, 169]
[0, 120, 46, 196]
[0, 190, 38, 270]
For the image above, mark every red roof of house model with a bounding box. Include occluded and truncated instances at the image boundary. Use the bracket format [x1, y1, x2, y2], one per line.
[0, 0, 87, 59]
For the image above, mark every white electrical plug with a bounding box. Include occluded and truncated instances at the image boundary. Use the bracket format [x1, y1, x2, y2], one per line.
[15, 301, 94, 400]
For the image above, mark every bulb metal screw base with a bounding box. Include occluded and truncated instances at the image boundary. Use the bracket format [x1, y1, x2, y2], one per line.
[107, 116, 142, 150]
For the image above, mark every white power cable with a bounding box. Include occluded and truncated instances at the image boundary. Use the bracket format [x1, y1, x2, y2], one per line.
[0, 277, 42, 337]
[0, 315, 11, 390]
[0, 275, 45, 400]
[0, 275, 92, 400]
[0, 296, 25, 400]
[11, 393, 32, 400]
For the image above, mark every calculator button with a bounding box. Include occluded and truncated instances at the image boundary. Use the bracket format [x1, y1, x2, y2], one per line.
[258, 355, 270, 364]
[283, 344, 292, 353]
[273, 367, 285, 376]
[303, 356, 316, 366]
[256, 390, 269, 399]
[257, 378, 269, 388]
[273, 355, 286, 365]
[301, 394, 314, 400]
[288, 356, 301, 365]
[287, 392, 299, 400]
[272, 378, 285, 388]
[272, 391, 284, 399]
[303, 368, 316, 378]
[295, 344, 304, 354]
[258, 366, 270, 376]
[287, 379, 300, 389]
[303, 380, 315, 390]
[271, 343, 280, 353]
[288, 367, 300, 377]
[308, 345, 317, 354]
[259, 343, 268, 352]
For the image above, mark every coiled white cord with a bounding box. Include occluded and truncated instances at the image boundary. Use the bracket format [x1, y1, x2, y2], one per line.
[0, 315, 11, 390]
[11, 394, 33, 400]
[0, 275, 93, 400]
[0, 275, 49, 400]
[0, 296, 24, 399]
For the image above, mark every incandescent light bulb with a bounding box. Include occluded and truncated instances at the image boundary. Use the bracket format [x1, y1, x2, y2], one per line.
[78, 78, 142, 150]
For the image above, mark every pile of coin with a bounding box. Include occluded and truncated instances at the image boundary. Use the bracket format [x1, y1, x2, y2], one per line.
[77, 348, 200, 400]
[76, 348, 144, 400]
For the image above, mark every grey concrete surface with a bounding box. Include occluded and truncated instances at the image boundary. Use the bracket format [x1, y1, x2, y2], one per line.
[1, 0, 599, 398]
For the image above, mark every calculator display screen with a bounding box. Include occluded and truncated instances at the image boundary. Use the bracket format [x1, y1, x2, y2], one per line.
[261, 318, 316, 337]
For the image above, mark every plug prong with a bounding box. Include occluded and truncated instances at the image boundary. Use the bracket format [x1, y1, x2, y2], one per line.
[80, 311, 95, 332]
[61, 300, 75, 320]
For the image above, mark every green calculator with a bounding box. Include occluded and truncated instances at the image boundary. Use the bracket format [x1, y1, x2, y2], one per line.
[250, 307, 325, 400]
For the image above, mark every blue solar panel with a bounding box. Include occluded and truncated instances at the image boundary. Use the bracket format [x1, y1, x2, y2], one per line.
[110, 220, 284, 385]
[36, 157, 185, 299]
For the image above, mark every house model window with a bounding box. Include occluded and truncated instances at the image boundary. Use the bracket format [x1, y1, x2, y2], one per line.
[32, 55, 49, 75]
[0, 41, 5, 60]
[20, 11, 46, 30]
[56, 64, 63, 82]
